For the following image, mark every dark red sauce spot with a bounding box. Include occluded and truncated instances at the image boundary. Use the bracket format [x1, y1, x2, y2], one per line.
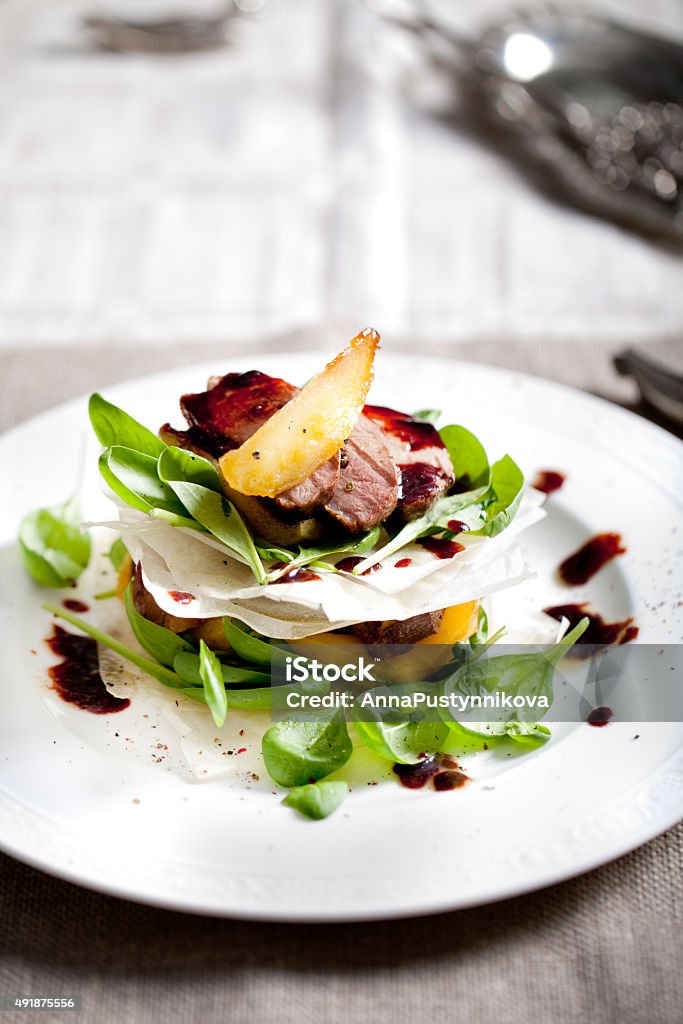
[62, 599, 90, 613]
[159, 423, 235, 459]
[363, 405, 441, 451]
[393, 753, 466, 790]
[446, 519, 470, 534]
[587, 706, 614, 727]
[336, 555, 381, 575]
[270, 563, 320, 584]
[451, 475, 472, 494]
[417, 537, 465, 560]
[559, 533, 625, 585]
[168, 590, 195, 604]
[532, 470, 566, 494]
[46, 625, 130, 715]
[394, 557, 412, 568]
[543, 603, 638, 656]
[399, 463, 451, 509]
[433, 769, 470, 791]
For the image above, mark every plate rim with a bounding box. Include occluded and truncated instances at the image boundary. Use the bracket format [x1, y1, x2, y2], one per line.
[1, 352, 682, 921]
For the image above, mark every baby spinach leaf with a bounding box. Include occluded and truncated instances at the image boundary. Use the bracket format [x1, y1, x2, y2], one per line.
[441, 718, 550, 751]
[123, 583, 195, 668]
[19, 497, 91, 588]
[469, 604, 489, 647]
[472, 455, 524, 538]
[149, 508, 208, 532]
[353, 683, 449, 764]
[412, 408, 442, 424]
[173, 651, 270, 687]
[223, 618, 287, 667]
[181, 683, 276, 711]
[99, 446, 186, 516]
[262, 716, 353, 787]
[157, 445, 222, 493]
[354, 717, 449, 764]
[441, 619, 590, 730]
[199, 640, 228, 727]
[456, 720, 551, 746]
[157, 480, 266, 584]
[266, 525, 382, 582]
[89, 393, 166, 457]
[439, 424, 491, 490]
[106, 537, 128, 570]
[44, 602, 184, 689]
[256, 544, 295, 564]
[283, 781, 348, 820]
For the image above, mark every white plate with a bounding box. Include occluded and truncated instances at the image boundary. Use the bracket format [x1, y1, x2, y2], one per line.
[1, 354, 682, 921]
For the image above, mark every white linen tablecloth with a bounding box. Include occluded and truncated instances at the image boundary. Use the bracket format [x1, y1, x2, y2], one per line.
[0, 0, 682, 348]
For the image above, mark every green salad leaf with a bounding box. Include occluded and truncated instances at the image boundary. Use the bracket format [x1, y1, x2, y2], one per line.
[173, 651, 270, 687]
[199, 640, 228, 727]
[176, 677, 276, 711]
[355, 485, 488, 572]
[223, 618, 276, 666]
[19, 496, 91, 588]
[440, 619, 590, 736]
[262, 716, 353, 787]
[266, 525, 382, 582]
[469, 604, 489, 647]
[157, 445, 222, 493]
[99, 446, 186, 516]
[354, 716, 449, 765]
[472, 455, 524, 538]
[160, 479, 266, 584]
[123, 583, 195, 668]
[439, 424, 491, 490]
[106, 538, 128, 570]
[412, 408, 441, 425]
[353, 683, 450, 764]
[89, 393, 166, 457]
[283, 781, 348, 820]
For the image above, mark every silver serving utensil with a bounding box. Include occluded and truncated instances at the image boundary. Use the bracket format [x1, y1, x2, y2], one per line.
[376, 3, 683, 245]
[83, 3, 240, 54]
[614, 341, 683, 429]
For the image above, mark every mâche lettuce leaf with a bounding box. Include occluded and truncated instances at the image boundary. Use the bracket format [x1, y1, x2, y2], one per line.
[283, 781, 348, 819]
[262, 716, 353, 787]
[19, 496, 91, 588]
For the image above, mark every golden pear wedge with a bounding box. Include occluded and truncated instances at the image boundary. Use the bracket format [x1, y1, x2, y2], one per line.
[219, 328, 379, 497]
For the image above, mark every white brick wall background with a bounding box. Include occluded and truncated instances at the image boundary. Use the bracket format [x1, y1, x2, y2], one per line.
[0, 0, 681, 349]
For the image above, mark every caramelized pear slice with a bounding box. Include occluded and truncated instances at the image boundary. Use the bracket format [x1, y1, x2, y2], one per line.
[219, 329, 379, 497]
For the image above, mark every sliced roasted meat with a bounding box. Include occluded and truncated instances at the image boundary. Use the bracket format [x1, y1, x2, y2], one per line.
[159, 422, 233, 459]
[324, 415, 399, 533]
[353, 609, 443, 645]
[178, 371, 341, 515]
[273, 453, 341, 513]
[182, 370, 295, 447]
[364, 405, 454, 519]
[130, 562, 201, 634]
[159, 424, 325, 547]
